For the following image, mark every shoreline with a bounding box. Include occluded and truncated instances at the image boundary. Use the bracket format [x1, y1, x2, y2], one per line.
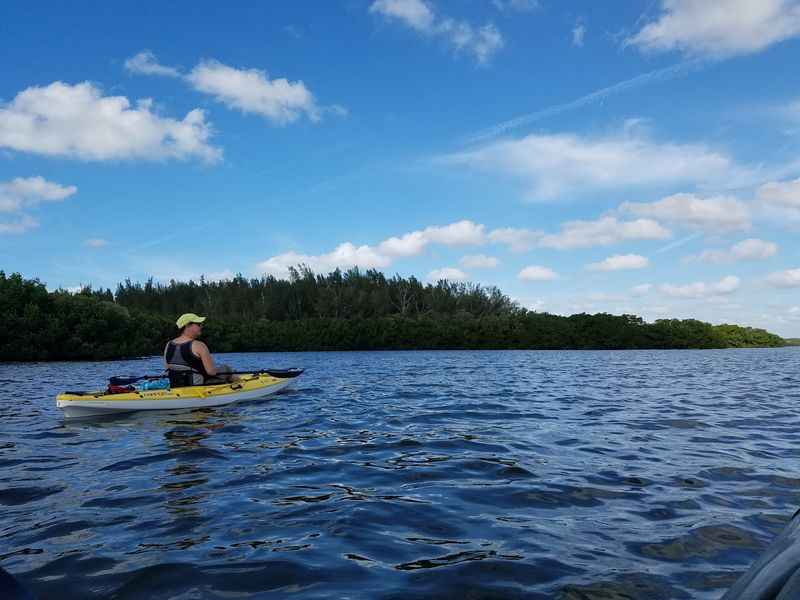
[2, 344, 796, 365]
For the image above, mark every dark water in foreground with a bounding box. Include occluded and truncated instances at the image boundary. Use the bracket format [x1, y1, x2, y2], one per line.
[1, 349, 799, 599]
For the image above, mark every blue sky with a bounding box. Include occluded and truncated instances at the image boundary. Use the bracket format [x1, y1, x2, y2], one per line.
[2, 0, 800, 335]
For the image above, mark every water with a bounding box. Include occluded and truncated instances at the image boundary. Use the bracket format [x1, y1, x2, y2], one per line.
[1, 349, 799, 599]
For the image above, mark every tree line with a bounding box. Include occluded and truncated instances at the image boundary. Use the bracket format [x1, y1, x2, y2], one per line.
[0, 269, 787, 362]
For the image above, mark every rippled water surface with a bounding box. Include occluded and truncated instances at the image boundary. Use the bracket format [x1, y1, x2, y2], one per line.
[2, 349, 799, 599]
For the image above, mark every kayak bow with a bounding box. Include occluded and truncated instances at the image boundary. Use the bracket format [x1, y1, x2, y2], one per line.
[56, 369, 303, 418]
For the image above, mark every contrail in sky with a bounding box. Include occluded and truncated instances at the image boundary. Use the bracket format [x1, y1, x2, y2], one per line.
[654, 232, 703, 255]
[463, 59, 706, 145]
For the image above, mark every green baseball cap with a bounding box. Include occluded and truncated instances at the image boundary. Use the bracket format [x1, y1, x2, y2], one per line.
[176, 313, 206, 328]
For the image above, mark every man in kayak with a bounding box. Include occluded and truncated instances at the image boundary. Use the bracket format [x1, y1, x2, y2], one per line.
[164, 313, 237, 386]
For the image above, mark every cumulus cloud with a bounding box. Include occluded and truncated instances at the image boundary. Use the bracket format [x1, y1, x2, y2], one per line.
[631, 283, 653, 296]
[258, 243, 392, 277]
[187, 60, 323, 124]
[124, 50, 181, 77]
[758, 177, 800, 207]
[732, 238, 778, 259]
[428, 267, 467, 281]
[460, 254, 500, 268]
[766, 268, 800, 288]
[377, 231, 428, 257]
[627, 0, 800, 58]
[587, 254, 649, 271]
[620, 193, 751, 232]
[0, 176, 77, 235]
[659, 275, 740, 299]
[757, 177, 800, 220]
[378, 220, 486, 257]
[0, 176, 77, 213]
[539, 216, 671, 250]
[0, 82, 220, 162]
[84, 238, 109, 248]
[686, 238, 778, 263]
[487, 227, 542, 252]
[370, 0, 504, 64]
[258, 220, 485, 277]
[421, 220, 486, 245]
[444, 130, 736, 199]
[518, 265, 558, 281]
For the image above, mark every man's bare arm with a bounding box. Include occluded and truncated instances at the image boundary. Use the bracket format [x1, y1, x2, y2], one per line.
[193, 341, 217, 376]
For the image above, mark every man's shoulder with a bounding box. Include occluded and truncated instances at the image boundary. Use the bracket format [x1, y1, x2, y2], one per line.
[192, 340, 210, 351]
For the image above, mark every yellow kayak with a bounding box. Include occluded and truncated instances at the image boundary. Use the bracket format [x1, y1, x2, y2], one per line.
[56, 370, 303, 418]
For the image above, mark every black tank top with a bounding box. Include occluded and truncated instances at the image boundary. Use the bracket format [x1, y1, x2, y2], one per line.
[165, 340, 207, 376]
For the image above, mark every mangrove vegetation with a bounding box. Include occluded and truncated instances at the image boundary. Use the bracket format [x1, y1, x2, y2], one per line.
[0, 269, 788, 361]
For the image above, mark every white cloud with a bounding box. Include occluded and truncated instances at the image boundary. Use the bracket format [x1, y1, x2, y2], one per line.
[438, 20, 504, 65]
[659, 275, 740, 299]
[487, 227, 542, 252]
[258, 220, 485, 277]
[187, 60, 321, 125]
[627, 0, 800, 58]
[84, 238, 109, 248]
[378, 231, 429, 257]
[733, 238, 778, 259]
[587, 254, 649, 271]
[125, 52, 344, 125]
[444, 130, 736, 199]
[688, 238, 778, 263]
[572, 22, 586, 47]
[756, 177, 800, 225]
[757, 177, 800, 211]
[371, 0, 435, 31]
[428, 267, 467, 281]
[519, 265, 558, 281]
[379, 220, 485, 257]
[539, 216, 671, 250]
[258, 243, 392, 277]
[422, 220, 486, 245]
[0, 176, 76, 235]
[621, 193, 751, 232]
[460, 254, 500, 268]
[631, 283, 653, 296]
[370, 0, 504, 64]
[0, 82, 220, 162]
[766, 268, 800, 288]
[0, 176, 77, 213]
[124, 50, 181, 77]
[0, 215, 38, 235]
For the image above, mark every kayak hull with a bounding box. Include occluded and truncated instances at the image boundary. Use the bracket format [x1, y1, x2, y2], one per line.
[56, 372, 298, 418]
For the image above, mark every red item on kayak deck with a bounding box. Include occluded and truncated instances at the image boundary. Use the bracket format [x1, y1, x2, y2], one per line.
[107, 385, 135, 394]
